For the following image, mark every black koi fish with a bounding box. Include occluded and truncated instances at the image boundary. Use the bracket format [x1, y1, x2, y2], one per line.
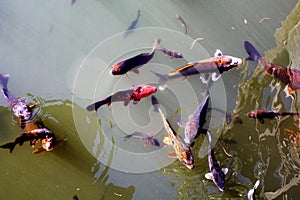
[151, 95, 194, 169]
[152, 49, 243, 87]
[124, 10, 141, 38]
[244, 41, 300, 96]
[0, 128, 56, 154]
[247, 109, 298, 124]
[110, 39, 160, 75]
[124, 132, 160, 147]
[86, 84, 157, 111]
[205, 130, 228, 191]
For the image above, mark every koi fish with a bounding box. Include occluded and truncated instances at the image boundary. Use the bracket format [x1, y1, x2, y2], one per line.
[124, 10, 141, 38]
[110, 39, 160, 75]
[152, 49, 243, 87]
[0, 128, 56, 154]
[176, 15, 187, 35]
[285, 128, 300, 145]
[0, 74, 36, 128]
[151, 95, 194, 169]
[247, 180, 260, 200]
[244, 41, 300, 96]
[86, 84, 157, 111]
[124, 131, 160, 147]
[205, 130, 228, 191]
[177, 90, 210, 144]
[158, 47, 183, 59]
[247, 109, 298, 124]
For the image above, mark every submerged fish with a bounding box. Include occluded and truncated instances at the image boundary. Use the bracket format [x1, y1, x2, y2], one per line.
[244, 41, 300, 96]
[151, 95, 194, 169]
[124, 131, 160, 147]
[207, 107, 243, 125]
[247, 180, 260, 200]
[0, 128, 56, 154]
[158, 47, 183, 59]
[247, 109, 298, 124]
[205, 130, 228, 191]
[110, 39, 160, 75]
[176, 15, 187, 35]
[152, 49, 243, 87]
[0, 74, 36, 128]
[177, 91, 210, 144]
[124, 10, 141, 38]
[86, 84, 157, 111]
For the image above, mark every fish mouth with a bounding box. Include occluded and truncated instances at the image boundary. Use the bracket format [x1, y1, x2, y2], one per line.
[186, 164, 195, 169]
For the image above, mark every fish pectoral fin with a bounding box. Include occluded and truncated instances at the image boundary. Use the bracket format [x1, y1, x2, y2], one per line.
[222, 168, 229, 175]
[163, 137, 172, 145]
[176, 120, 186, 128]
[200, 73, 210, 84]
[132, 68, 140, 74]
[205, 172, 213, 180]
[32, 147, 46, 154]
[123, 101, 130, 106]
[214, 49, 223, 57]
[133, 99, 140, 105]
[168, 151, 177, 158]
[284, 85, 296, 97]
[212, 73, 221, 81]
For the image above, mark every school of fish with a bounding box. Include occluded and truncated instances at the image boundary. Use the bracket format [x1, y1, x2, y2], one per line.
[1, 10, 299, 199]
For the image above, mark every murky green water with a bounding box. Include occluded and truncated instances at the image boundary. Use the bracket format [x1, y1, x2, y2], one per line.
[0, 0, 299, 199]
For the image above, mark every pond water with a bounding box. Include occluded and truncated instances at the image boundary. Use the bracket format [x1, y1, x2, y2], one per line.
[0, 0, 299, 199]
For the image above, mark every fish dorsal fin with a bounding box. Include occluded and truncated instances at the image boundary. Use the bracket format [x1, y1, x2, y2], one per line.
[205, 172, 213, 180]
[222, 168, 228, 175]
[176, 120, 186, 128]
[132, 68, 140, 74]
[214, 49, 223, 57]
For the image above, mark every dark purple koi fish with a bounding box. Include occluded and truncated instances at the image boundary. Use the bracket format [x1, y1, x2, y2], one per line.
[110, 39, 160, 75]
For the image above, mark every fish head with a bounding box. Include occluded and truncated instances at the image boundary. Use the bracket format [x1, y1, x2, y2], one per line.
[12, 101, 32, 120]
[247, 110, 257, 118]
[174, 52, 184, 58]
[134, 85, 157, 99]
[42, 135, 55, 151]
[111, 61, 125, 75]
[179, 147, 194, 169]
[217, 55, 243, 71]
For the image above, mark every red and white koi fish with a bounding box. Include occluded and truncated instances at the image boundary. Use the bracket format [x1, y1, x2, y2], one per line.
[86, 84, 157, 111]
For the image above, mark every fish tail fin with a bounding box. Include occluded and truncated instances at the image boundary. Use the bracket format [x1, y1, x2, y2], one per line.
[151, 95, 160, 112]
[151, 70, 170, 88]
[86, 97, 111, 111]
[244, 41, 261, 62]
[0, 73, 9, 90]
[152, 38, 161, 51]
[0, 142, 17, 153]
